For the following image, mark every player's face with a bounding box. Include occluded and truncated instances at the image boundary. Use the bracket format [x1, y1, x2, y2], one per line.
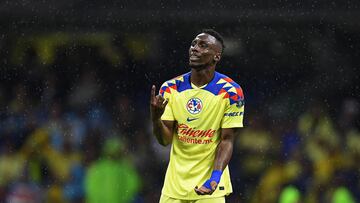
[189, 33, 221, 69]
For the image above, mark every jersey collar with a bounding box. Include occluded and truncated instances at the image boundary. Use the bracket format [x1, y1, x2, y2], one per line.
[187, 71, 220, 89]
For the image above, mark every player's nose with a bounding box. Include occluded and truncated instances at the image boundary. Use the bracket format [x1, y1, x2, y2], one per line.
[190, 44, 200, 53]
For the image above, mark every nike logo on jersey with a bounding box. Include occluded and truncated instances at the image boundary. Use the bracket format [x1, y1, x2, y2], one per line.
[186, 117, 198, 122]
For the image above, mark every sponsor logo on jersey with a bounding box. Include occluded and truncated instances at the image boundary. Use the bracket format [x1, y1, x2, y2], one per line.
[186, 117, 198, 122]
[224, 112, 244, 117]
[186, 98, 203, 114]
[177, 124, 216, 138]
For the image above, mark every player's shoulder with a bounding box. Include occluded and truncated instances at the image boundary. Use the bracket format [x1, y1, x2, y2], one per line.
[215, 72, 242, 89]
[212, 72, 244, 105]
[159, 72, 190, 96]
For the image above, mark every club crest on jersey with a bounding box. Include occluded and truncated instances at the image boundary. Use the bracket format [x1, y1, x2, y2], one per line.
[186, 98, 203, 114]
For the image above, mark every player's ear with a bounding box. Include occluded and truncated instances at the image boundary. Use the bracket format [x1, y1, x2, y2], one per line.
[214, 53, 221, 62]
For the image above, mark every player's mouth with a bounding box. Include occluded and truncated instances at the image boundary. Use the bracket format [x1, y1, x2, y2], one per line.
[190, 55, 200, 61]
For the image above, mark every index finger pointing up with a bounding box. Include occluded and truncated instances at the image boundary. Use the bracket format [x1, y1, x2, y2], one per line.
[151, 85, 156, 100]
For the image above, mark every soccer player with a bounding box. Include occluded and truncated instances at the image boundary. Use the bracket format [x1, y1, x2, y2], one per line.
[150, 29, 245, 203]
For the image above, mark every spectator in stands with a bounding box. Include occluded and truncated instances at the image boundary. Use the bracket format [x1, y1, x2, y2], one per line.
[85, 136, 141, 203]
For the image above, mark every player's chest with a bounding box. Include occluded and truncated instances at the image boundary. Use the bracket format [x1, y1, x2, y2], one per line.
[171, 91, 225, 120]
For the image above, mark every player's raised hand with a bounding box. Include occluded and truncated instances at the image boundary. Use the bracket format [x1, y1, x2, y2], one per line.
[150, 85, 168, 121]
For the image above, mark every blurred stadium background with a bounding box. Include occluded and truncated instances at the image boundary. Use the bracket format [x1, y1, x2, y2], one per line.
[1, 0, 360, 202]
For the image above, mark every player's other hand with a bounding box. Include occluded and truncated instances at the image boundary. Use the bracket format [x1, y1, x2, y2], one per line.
[194, 181, 218, 195]
[150, 85, 168, 121]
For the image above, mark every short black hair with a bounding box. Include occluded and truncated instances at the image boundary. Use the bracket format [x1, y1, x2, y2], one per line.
[200, 29, 225, 52]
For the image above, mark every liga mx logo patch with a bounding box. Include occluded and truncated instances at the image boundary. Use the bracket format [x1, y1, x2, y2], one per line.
[186, 98, 203, 114]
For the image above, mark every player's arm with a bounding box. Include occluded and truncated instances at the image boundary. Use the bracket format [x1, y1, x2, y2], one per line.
[150, 85, 175, 146]
[195, 128, 238, 195]
[214, 128, 237, 171]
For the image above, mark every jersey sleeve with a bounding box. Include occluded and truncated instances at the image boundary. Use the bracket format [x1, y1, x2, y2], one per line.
[159, 82, 175, 121]
[221, 87, 245, 128]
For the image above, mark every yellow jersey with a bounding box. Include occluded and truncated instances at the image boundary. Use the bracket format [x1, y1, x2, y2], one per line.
[160, 71, 245, 200]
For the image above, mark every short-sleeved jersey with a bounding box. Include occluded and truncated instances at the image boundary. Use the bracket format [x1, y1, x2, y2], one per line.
[159, 71, 245, 200]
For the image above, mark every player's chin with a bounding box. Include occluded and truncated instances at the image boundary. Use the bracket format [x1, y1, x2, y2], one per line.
[189, 62, 205, 69]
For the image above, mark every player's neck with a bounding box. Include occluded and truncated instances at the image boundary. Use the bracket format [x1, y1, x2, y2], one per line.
[190, 66, 215, 87]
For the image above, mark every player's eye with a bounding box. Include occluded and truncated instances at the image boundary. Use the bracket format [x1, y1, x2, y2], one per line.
[199, 42, 208, 48]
